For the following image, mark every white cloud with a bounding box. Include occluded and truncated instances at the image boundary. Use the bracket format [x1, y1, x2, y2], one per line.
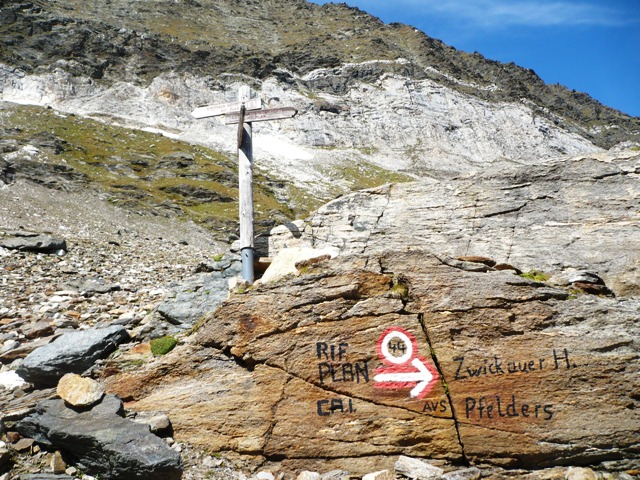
[359, 0, 634, 28]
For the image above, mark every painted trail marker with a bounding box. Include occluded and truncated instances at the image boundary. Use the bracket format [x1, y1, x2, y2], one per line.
[192, 86, 297, 283]
[374, 327, 439, 399]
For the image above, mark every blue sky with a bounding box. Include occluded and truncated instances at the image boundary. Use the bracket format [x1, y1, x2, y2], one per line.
[309, 0, 640, 118]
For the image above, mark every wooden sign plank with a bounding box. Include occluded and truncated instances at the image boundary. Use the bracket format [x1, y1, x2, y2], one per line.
[191, 97, 262, 119]
[223, 107, 297, 125]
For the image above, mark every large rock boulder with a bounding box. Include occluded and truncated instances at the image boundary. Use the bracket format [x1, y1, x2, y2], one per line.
[17, 326, 130, 386]
[101, 149, 639, 474]
[103, 252, 639, 473]
[16, 395, 182, 480]
[156, 257, 241, 328]
[0, 232, 67, 254]
[281, 151, 640, 297]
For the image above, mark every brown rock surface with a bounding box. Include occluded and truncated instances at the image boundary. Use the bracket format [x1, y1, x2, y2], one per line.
[382, 251, 639, 467]
[105, 345, 286, 455]
[104, 251, 640, 471]
[51, 450, 67, 474]
[57, 373, 105, 407]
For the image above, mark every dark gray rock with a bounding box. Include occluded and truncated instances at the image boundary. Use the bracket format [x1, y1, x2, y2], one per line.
[0, 138, 19, 153]
[0, 144, 89, 191]
[16, 475, 75, 480]
[157, 152, 195, 169]
[28, 132, 67, 154]
[62, 277, 121, 296]
[1, 157, 16, 184]
[157, 258, 241, 327]
[159, 184, 234, 205]
[0, 233, 67, 254]
[92, 394, 125, 417]
[16, 397, 182, 480]
[0, 445, 11, 470]
[16, 326, 130, 386]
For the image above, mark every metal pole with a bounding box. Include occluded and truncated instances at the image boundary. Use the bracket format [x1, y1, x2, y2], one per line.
[238, 86, 254, 284]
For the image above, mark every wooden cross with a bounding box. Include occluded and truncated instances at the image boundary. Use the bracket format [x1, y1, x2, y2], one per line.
[192, 86, 297, 284]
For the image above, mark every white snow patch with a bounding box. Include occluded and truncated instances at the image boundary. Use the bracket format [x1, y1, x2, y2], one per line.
[258, 135, 313, 161]
[140, 127, 182, 139]
[23, 145, 39, 155]
[0, 370, 26, 390]
[3, 145, 39, 161]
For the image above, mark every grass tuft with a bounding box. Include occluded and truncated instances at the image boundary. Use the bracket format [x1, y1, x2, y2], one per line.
[150, 336, 178, 356]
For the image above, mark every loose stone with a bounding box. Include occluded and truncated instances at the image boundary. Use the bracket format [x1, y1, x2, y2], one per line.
[57, 373, 105, 407]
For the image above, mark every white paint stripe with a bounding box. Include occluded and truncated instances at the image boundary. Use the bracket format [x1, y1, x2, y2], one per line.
[374, 358, 434, 397]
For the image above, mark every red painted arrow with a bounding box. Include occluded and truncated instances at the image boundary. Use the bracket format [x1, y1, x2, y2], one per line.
[374, 357, 434, 398]
[373, 327, 439, 399]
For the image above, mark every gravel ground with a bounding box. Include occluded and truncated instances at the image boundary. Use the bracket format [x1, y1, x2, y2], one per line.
[0, 180, 223, 335]
[0, 180, 250, 479]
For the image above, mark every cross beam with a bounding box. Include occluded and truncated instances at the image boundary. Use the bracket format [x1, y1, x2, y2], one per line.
[191, 86, 297, 284]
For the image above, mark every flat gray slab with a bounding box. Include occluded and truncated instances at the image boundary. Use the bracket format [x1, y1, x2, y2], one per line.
[16, 326, 129, 387]
[17, 396, 182, 480]
[0, 234, 67, 254]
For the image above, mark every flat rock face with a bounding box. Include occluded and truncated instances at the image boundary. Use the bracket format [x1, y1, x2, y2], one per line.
[104, 252, 639, 471]
[105, 345, 288, 456]
[381, 251, 639, 467]
[298, 152, 640, 297]
[0, 233, 67, 254]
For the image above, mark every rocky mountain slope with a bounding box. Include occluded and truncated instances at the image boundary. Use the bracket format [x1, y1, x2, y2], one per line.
[1, 147, 638, 479]
[1, 0, 639, 224]
[1, 0, 640, 479]
[0, 101, 305, 239]
[100, 147, 639, 476]
[2, 0, 638, 148]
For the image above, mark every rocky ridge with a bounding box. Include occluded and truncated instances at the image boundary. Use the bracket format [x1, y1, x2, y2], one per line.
[295, 148, 640, 297]
[0, 66, 609, 209]
[2, 0, 640, 215]
[2, 0, 639, 148]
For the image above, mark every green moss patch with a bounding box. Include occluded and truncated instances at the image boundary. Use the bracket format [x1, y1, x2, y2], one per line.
[519, 270, 551, 283]
[2, 104, 306, 238]
[150, 336, 178, 356]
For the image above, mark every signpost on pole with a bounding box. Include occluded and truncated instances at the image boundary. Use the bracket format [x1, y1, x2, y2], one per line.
[191, 96, 262, 119]
[191, 86, 297, 284]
